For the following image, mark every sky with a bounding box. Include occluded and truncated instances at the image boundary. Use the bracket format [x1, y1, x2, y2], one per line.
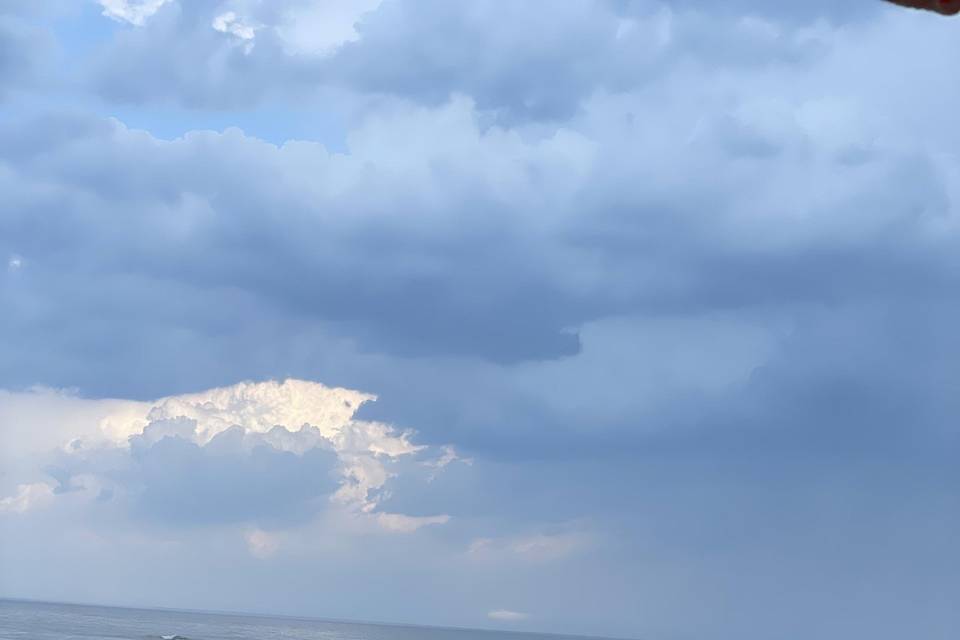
[0, 1, 958, 639]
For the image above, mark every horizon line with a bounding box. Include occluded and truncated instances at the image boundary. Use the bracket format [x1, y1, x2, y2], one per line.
[0, 596, 640, 640]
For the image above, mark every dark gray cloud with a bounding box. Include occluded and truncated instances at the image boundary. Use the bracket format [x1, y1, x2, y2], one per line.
[126, 427, 339, 526]
[2, 61, 959, 402]
[326, 0, 848, 120]
[40, 420, 340, 527]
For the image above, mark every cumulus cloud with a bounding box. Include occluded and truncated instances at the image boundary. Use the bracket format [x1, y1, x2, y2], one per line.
[2, 380, 455, 529]
[115, 379, 373, 444]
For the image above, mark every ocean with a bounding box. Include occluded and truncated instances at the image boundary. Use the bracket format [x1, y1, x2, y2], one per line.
[0, 600, 584, 640]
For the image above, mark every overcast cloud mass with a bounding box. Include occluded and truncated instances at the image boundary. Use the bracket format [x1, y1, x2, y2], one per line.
[1, 1, 958, 639]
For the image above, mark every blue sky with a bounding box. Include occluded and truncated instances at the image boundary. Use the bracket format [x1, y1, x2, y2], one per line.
[1, 1, 958, 639]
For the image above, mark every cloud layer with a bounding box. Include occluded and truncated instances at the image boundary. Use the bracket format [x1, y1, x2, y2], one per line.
[1, 1, 960, 638]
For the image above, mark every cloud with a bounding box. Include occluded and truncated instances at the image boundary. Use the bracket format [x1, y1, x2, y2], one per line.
[83, 0, 864, 114]
[488, 609, 528, 622]
[275, 0, 382, 55]
[99, 0, 173, 26]
[0, 13, 53, 100]
[118, 379, 373, 445]
[376, 512, 450, 533]
[212, 11, 257, 43]
[0, 482, 55, 513]
[424, 445, 471, 481]
[3, 380, 456, 528]
[245, 528, 280, 558]
[3, 5, 960, 638]
[120, 426, 340, 525]
[4, 57, 960, 437]
[5, 12, 960, 472]
[468, 531, 590, 563]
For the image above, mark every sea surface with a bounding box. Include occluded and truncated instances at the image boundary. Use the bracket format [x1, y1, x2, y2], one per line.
[0, 600, 586, 640]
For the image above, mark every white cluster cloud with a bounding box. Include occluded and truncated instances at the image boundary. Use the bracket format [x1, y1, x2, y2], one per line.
[98, 0, 172, 26]
[0, 380, 457, 534]
[125, 380, 432, 514]
[112, 379, 372, 444]
[212, 11, 257, 50]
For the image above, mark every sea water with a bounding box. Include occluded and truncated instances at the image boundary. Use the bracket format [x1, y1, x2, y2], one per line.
[0, 600, 585, 640]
